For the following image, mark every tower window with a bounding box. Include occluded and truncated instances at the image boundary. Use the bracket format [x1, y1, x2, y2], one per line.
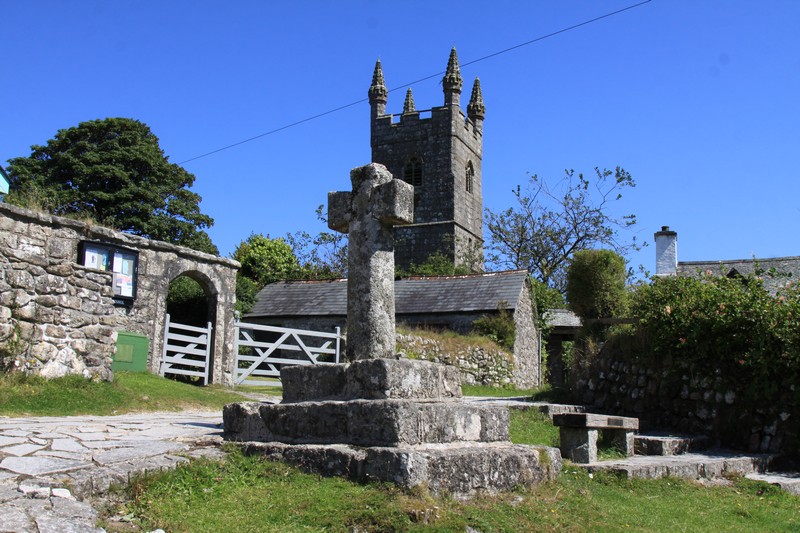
[403, 158, 423, 187]
[466, 161, 475, 193]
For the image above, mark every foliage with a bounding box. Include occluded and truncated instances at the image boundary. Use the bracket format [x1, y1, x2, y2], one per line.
[232, 233, 301, 288]
[0, 371, 244, 417]
[6, 118, 217, 254]
[631, 274, 800, 374]
[234, 274, 259, 315]
[396, 251, 474, 278]
[566, 249, 629, 321]
[166, 275, 208, 326]
[110, 447, 800, 532]
[286, 205, 348, 279]
[471, 303, 516, 351]
[485, 167, 640, 293]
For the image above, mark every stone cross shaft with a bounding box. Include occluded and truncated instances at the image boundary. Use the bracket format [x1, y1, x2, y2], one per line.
[328, 163, 414, 361]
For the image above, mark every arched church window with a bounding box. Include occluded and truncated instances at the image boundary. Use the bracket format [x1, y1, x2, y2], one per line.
[466, 161, 474, 193]
[403, 157, 423, 187]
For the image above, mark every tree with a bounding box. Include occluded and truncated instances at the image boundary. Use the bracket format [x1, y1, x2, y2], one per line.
[6, 118, 217, 254]
[232, 233, 301, 288]
[286, 205, 348, 279]
[485, 167, 640, 293]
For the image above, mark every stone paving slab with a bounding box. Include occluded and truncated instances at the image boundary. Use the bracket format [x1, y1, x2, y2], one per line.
[0, 409, 230, 531]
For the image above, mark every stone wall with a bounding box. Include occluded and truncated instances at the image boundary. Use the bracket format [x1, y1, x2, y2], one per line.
[396, 333, 514, 387]
[0, 203, 239, 383]
[570, 345, 799, 459]
[0, 239, 118, 380]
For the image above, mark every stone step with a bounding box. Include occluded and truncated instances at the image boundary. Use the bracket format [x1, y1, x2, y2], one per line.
[746, 472, 800, 495]
[634, 434, 711, 456]
[240, 440, 562, 498]
[583, 450, 773, 480]
[225, 399, 510, 447]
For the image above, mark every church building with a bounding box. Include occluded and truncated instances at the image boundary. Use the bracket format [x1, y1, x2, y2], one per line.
[368, 48, 486, 270]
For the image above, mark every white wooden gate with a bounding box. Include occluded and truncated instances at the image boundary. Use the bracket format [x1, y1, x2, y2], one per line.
[234, 321, 341, 386]
[160, 314, 212, 385]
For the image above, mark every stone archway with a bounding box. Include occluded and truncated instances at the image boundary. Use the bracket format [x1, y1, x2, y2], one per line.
[0, 203, 240, 384]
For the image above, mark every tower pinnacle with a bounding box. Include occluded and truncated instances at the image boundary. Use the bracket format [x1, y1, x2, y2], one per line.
[402, 88, 416, 114]
[467, 78, 485, 131]
[442, 48, 463, 107]
[368, 60, 388, 108]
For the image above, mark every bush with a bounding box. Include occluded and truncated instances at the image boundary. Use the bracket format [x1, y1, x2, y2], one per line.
[566, 249, 628, 321]
[631, 274, 800, 373]
[472, 303, 516, 351]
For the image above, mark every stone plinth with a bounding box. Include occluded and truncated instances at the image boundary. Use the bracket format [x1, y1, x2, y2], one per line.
[224, 359, 561, 497]
[256, 399, 508, 446]
[281, 358, 462, 402]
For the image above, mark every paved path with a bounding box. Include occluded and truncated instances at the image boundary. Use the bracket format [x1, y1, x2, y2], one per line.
[0, 410, 244, 532]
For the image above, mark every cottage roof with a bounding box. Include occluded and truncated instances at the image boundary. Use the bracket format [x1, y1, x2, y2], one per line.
[678, 256, 800, 293]
[246, 270, 530, 318]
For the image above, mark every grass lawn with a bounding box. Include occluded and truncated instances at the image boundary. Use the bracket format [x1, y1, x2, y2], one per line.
[0, 371, 246, 416]
[110, 427, 800, 532]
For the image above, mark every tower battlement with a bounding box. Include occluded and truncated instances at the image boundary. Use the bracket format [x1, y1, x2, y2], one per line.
[368, 49, 485, 271]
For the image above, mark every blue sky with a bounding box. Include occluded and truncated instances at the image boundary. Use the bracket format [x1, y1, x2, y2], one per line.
[3, 1, 799, 274]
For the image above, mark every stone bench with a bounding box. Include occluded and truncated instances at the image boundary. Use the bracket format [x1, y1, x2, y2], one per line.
[552, 413, 639, 464]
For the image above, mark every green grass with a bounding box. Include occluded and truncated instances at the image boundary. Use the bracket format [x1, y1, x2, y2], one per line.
[109, 447, 800, 533]
[0, 371, 246, 416]
[509, 408, 560, 447]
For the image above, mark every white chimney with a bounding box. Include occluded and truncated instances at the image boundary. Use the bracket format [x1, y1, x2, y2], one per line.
[654, 226, 677, 276]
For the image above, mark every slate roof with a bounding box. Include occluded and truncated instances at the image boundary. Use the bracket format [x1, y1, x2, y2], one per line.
[246, 270, 530, 318]
[678, 256, 800, 294]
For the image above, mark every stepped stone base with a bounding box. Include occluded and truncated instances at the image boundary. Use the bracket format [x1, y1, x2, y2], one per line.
[241, 440, 562, 498]
[223, 359, 562, 497]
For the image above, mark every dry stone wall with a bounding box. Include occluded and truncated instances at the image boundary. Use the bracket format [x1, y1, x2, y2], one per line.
[0, 203, 239, 383]
[396, 333, 514, 387]
[0, 207, 118, 379]
[571, 345, 799, 459]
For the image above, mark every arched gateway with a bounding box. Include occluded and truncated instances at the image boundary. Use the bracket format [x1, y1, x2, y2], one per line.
[0, 203, 239, 384]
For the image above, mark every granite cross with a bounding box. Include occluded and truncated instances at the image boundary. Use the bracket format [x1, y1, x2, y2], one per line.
[328, 163, 414, 361]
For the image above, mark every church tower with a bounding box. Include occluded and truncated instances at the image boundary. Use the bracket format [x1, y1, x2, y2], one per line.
[368, 48, 485, 271]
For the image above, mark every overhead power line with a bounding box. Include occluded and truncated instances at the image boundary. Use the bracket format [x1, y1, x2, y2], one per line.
[178, 0, 652, 165]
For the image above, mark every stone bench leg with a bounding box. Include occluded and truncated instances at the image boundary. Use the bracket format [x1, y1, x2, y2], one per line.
[559, 428, 598, 464]
[603, 429, 635, 457]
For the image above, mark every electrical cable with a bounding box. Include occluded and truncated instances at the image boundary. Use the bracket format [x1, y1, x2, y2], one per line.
[178, 0, 652, 165]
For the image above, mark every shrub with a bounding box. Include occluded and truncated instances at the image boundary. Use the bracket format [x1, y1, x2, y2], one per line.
[631, 274, 800, 370]
[566, 249, 628, 321]
[472, 303, 516, 351]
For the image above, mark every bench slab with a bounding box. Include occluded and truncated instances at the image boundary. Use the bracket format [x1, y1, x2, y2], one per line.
[552, 413, 639, 431]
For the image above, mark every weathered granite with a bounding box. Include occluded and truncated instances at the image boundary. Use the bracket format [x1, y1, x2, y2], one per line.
[241, 441, 562, 498]
[280, 358, 462, 403]
[328, 163, 414, 361]
[258, 399, 508, 446]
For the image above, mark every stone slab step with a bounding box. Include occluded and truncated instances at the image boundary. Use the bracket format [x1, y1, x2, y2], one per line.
[239, 440, 562, 498]
[582, 450, 773, 480]
[746, 472, 800, 495]
[634, 434, 711, 456]
[225, 399, 510, 446]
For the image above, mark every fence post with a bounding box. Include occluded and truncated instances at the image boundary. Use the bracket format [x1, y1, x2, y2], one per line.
[335, 326, 341, 364]
[160, 313, 171, 377]
[203, 321, 212, 386]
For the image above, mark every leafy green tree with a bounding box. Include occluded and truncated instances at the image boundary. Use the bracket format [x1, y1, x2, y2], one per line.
[485, 167, 640, 294]
[566, 249, 628, 321]
[6, 118, 217, 254]
[286, 206, 348, 279]
[232, 233, 301, 288]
